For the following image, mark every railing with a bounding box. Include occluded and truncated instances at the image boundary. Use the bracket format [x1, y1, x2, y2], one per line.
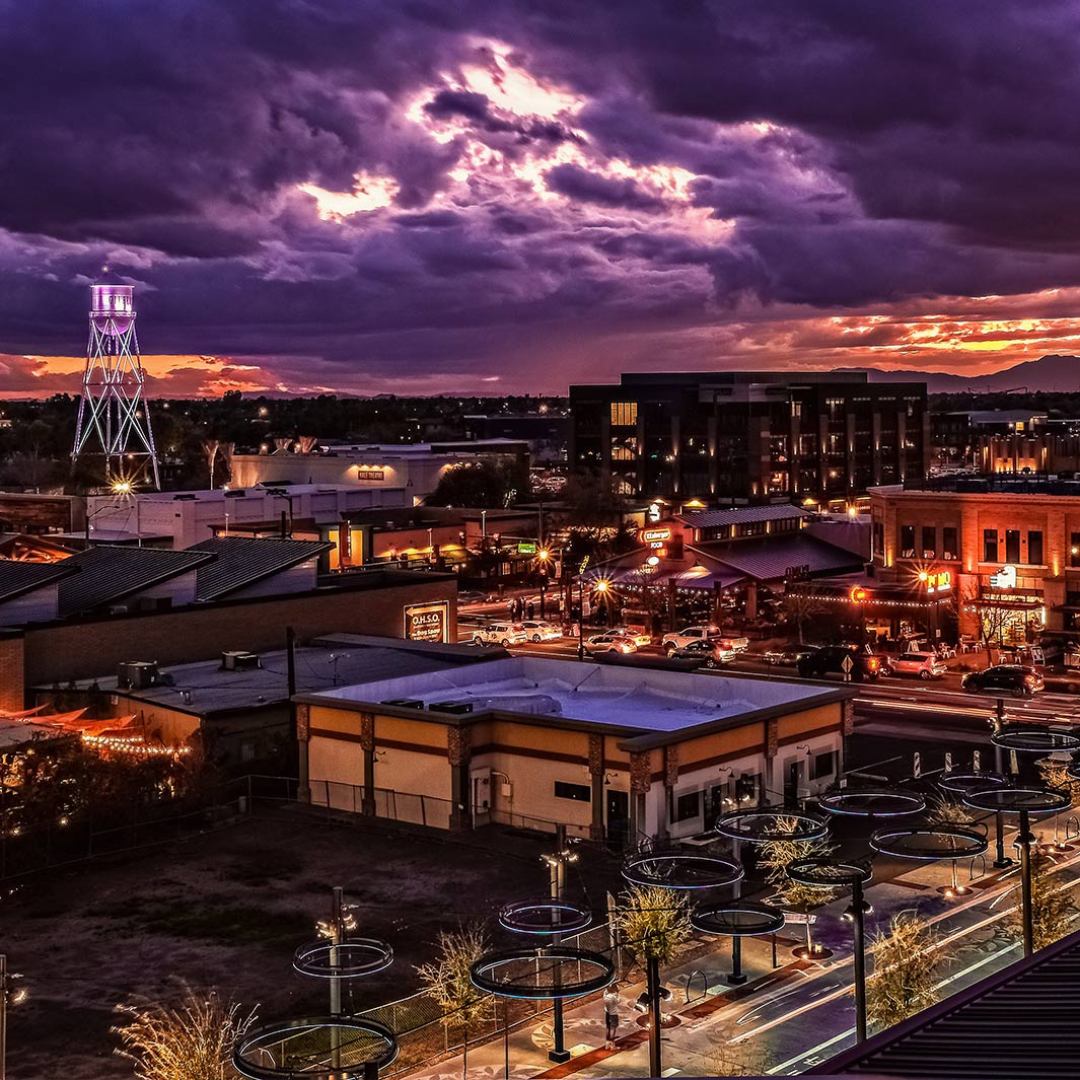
[310, 779, 455, 831]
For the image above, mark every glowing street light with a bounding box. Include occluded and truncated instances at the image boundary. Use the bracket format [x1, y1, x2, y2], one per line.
[111, 479, 133, 495]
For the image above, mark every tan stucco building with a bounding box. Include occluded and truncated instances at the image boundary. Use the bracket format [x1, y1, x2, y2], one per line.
[297, 657, 853, 845]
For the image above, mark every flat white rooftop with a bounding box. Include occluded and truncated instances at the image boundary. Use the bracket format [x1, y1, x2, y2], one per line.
[310, 656, 843, 735]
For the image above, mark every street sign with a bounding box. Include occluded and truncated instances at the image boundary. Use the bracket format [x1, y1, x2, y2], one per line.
[579, 556, 590, 572]
[913, 752, 921, 779]
[517, 541, 537, 555]
[783, 913, 818, 925]
[842, 654, 853, 682]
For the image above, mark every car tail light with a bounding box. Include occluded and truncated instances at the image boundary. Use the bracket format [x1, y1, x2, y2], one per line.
[868, 659, 879, 671]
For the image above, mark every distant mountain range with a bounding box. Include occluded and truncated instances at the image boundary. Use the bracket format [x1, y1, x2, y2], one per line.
[838, 355, 1080, 394]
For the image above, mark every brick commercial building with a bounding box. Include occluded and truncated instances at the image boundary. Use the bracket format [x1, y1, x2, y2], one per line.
[569, 371, 929, 507]
[297, 656, 852, 844]
[869, 475, 1080, 642]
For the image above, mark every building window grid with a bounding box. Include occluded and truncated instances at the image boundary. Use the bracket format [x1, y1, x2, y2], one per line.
[1028, 530, 1044, 567]
[942, 527, 958, 561]
[900, 524, 915, 559]
[1005, 529, 1021, 564]
[921, 526, 936, 560]
[983, 529, 998, 563]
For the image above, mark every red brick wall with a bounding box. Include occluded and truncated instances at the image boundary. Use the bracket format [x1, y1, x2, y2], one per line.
[13, 578, 457, 705]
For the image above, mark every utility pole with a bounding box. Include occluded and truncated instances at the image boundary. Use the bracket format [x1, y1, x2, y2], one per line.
[543, 826, 577, 1064]
[287, 627, 309, 802]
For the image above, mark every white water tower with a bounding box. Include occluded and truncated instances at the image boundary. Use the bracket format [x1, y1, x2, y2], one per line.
[72, 272, 160, 488]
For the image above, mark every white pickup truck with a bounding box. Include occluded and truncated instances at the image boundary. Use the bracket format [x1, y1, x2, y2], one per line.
[662, 626, 750, 653]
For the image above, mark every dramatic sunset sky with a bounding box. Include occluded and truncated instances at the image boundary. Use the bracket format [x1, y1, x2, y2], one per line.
[3, 1, 1080, 397]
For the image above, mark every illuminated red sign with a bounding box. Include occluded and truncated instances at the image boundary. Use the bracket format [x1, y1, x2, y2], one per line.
[850, 585, 868, 603]
[641, 527, 672, 544]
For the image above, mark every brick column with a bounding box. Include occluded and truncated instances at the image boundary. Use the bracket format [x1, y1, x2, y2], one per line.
[588, 734, 605, 841]
[359, 712, 376, 816]
[296, 702, 311, 803]
[447, 725, 472, 831]
[629, 751, 652, 847]
[765, 717, 780, 801]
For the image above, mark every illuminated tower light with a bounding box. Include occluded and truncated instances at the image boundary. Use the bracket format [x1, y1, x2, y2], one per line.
[72, 272, 161, 489]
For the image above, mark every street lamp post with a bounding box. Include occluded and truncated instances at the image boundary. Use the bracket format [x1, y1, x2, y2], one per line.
[577, 576, 585, 661]
[539, 548, 550, 619]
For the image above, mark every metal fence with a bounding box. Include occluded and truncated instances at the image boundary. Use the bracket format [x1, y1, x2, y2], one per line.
[310, 779, 455, 830]
[352, 921, 621, 1078]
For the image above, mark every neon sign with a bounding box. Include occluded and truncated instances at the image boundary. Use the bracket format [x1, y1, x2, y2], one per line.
[989, 565, 1016, 590]
[926, 570, 952, 594]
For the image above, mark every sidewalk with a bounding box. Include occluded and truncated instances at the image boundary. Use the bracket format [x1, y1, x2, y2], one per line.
[401, 819, 1080, 1080]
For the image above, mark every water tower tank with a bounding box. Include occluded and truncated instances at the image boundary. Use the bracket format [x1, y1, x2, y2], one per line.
[90, 280, 134, 335]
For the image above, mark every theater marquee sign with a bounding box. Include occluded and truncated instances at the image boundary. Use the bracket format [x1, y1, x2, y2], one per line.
[404, 601, 449, 643]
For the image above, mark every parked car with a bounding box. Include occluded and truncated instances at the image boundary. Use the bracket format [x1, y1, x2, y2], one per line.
[962, 665, 1044, 698]
[670, 639, 737, 667]
[796, 644, 881, 682]
[612, 625, 653, 647]
[882, 652, 948, 680]
[520, 620, 563, 642]
[585, 631, 639, 655]
[762, 646, 807, 666]
[472, 623, 528, 647]
[662, 625, 721, 652]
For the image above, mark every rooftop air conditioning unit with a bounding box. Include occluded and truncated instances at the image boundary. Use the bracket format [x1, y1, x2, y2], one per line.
[117, 660, 159, 690]
[221, 651, 260, 671]
[430, 701, 473, 715]
[381, 698, 425, 710]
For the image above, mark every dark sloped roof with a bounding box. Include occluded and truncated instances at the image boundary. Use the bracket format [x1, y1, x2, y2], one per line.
[57, 546, 215, 616]
[189, 536, 331, 601]
[676, 504, 809, 528]
[816, 925, 1080, 1078]
[704, 534, 863, 582]
[0, 559, 78, 603]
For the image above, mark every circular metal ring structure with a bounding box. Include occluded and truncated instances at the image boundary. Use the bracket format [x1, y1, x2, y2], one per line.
[991, 725, 1080, 754]
[499, 900, 592, 936]
[470, 946, 615, 1000]
[621, 850, 744, 890]
[870, 825, 989, 862]
[963, 785, 1072, 815]
[786, 857, 873, 889]
[233, 1016, 398, 1080]
[818, 788, 927, 818]
[691, 900, 786, 938]
[937, 771, 1008, 795]
[714, 808, 828, 844]
[293, 938, 394, 980]
[1068, 759, 1080, 782]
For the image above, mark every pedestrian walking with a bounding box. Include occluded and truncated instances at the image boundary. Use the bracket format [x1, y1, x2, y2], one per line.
[603, 983, 621, 1049]
[527, 602, 535, 620]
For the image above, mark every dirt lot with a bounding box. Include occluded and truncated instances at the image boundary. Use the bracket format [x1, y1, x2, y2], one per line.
[3, 806, 622, 1080]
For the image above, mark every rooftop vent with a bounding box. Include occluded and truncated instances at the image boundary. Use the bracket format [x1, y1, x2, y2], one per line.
[381, 698, 425, 710]
[221, 651, 260, 671]
[430, 701, 473, 715]
[117, 660, 159, 690]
